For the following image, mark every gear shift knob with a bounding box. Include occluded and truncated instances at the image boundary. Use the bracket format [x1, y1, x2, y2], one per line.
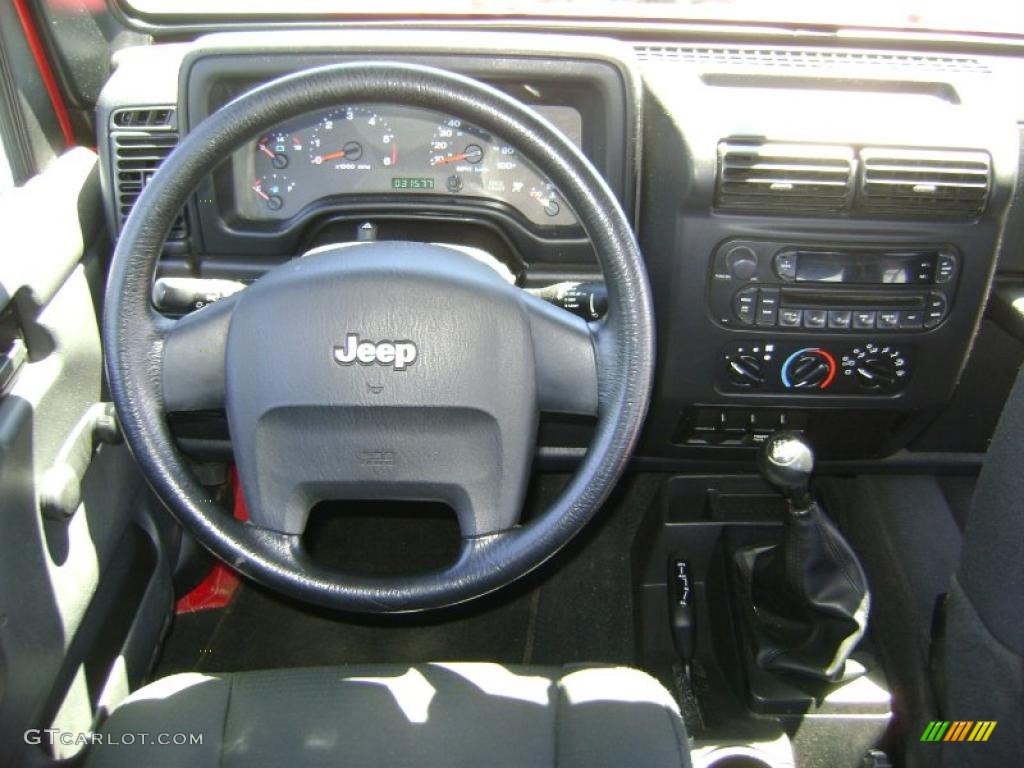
[758, 431, 814, 509]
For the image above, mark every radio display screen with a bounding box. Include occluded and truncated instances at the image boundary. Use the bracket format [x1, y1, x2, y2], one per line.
[794, 251, 930, 285]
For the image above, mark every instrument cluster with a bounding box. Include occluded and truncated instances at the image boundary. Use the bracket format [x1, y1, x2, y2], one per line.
[233, 103, 583, 227]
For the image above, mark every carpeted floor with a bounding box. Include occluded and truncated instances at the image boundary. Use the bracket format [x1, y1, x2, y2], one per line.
[155, 473, 662, 677]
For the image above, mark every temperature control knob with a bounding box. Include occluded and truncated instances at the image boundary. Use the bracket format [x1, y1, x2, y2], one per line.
[781, 348, 837, 390]
[841, 344, 909, 391]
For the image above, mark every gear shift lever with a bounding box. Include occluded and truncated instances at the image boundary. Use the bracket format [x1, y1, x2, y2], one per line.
[736, 432, 871, 682]
[757, 431, 814, 509]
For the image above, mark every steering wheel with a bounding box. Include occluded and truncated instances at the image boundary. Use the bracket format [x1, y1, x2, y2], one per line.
[103, 62, 654, 613]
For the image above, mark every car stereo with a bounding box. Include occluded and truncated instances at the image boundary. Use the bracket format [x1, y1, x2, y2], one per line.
[709, 240, 958, 333]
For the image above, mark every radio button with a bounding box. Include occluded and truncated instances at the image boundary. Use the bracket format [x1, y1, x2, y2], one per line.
[828, 310, 852, 330]
[936, 253, 957, 283]
[803, 309, 827, 328]
[733, 286, 758, 325]
[877, 311, 900, 329]
[899, 311, 924, 329]
[774, 251, 798, 280]
[853, 311, 876, 329]
[756, 289, 779, 327]
[916, 256, 936, 283]
[779, 308, 802, 327]
[924, 293, 948, 328]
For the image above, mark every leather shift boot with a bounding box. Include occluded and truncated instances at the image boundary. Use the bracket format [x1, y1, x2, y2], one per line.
[736, 500, 870, 682]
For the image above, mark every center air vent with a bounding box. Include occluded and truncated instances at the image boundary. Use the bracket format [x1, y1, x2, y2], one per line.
[716, 142, 855, 215]
[857, 149, 991, 219]
[110, 106, 186, 240]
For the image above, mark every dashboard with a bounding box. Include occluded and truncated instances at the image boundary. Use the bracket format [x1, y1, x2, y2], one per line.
[236, 104, 582, 227]
[96, 30, 1024, 465]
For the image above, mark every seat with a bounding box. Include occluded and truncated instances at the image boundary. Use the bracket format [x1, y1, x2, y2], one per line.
[939, 363, 1024, 766]
[85, 663, 691, 768]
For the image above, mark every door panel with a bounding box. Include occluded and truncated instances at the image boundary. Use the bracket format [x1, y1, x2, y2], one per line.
[0, 148, 175, 766]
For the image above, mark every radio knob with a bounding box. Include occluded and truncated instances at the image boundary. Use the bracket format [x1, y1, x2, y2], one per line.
[781, 348, 837, 390]
[726, 354, 766, 388]
[725, 246, 759, 281]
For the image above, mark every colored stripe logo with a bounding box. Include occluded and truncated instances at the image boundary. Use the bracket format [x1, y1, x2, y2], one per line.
[921, 721, 997, 742]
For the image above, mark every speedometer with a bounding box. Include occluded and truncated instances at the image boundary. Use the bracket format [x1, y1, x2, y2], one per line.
[308, 107, 396, 171]
[426, 116, 572, 225]
[429, 118, 489, 168]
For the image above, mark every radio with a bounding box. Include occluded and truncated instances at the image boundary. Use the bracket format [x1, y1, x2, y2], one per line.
[709, 240, 958, 333]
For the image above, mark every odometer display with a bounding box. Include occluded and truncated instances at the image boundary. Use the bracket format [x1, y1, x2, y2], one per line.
[391, 177, 434, 190]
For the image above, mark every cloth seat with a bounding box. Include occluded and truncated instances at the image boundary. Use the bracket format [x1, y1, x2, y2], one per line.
[85, 663, 691, 768]
[940, 364, 1024, 766]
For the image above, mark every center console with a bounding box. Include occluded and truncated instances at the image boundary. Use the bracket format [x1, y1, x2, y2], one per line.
[708, 240, 961, 398]
[636, 50, 1020, 460]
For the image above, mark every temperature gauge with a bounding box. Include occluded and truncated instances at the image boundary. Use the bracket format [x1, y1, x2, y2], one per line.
[529, 183, 563, 218]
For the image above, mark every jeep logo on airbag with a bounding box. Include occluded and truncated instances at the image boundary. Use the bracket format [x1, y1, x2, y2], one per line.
[333, 334, 418, 370]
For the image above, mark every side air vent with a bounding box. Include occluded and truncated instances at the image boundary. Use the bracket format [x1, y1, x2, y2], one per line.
[634, 45, 991, 75]
[716, 142, 855, 215]
[111, 107, 175, 129]
[111, 125, 186, 239]
[857, 149, 991, 219]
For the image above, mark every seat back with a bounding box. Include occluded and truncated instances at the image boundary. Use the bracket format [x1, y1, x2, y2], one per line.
[940, 363, 1024, 765]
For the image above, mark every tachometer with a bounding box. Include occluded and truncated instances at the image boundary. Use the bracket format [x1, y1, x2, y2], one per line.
[308, 107, 396, 170]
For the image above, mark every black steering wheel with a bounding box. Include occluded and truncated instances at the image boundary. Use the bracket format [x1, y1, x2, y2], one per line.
[103, 62, 654, 613]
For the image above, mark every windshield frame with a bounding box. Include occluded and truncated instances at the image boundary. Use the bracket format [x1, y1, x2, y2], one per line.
[113, 0, 1024, 42]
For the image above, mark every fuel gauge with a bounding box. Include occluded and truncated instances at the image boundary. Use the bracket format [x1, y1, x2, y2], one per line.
[251, 173, 294, 213]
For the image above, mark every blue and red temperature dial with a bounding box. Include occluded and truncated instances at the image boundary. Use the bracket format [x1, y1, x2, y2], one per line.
[781, 347, 837, 390]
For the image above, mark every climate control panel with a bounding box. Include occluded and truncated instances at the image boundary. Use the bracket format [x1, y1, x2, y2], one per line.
[718, 340, 911, 395]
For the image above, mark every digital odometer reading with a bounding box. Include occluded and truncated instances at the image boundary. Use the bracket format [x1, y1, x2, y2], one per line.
[391, 177, 434, 190]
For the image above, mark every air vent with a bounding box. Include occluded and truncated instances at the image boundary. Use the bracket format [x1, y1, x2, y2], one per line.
[111, 130, 186, 239]
[857, 149, 991, 219]
[716, 142, 855, 215]
[634, 45, 991, 75]
[112, 107, 175, 129]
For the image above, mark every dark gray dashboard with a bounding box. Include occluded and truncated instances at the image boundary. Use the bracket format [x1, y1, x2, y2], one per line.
[95, 31, 1024, 463]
